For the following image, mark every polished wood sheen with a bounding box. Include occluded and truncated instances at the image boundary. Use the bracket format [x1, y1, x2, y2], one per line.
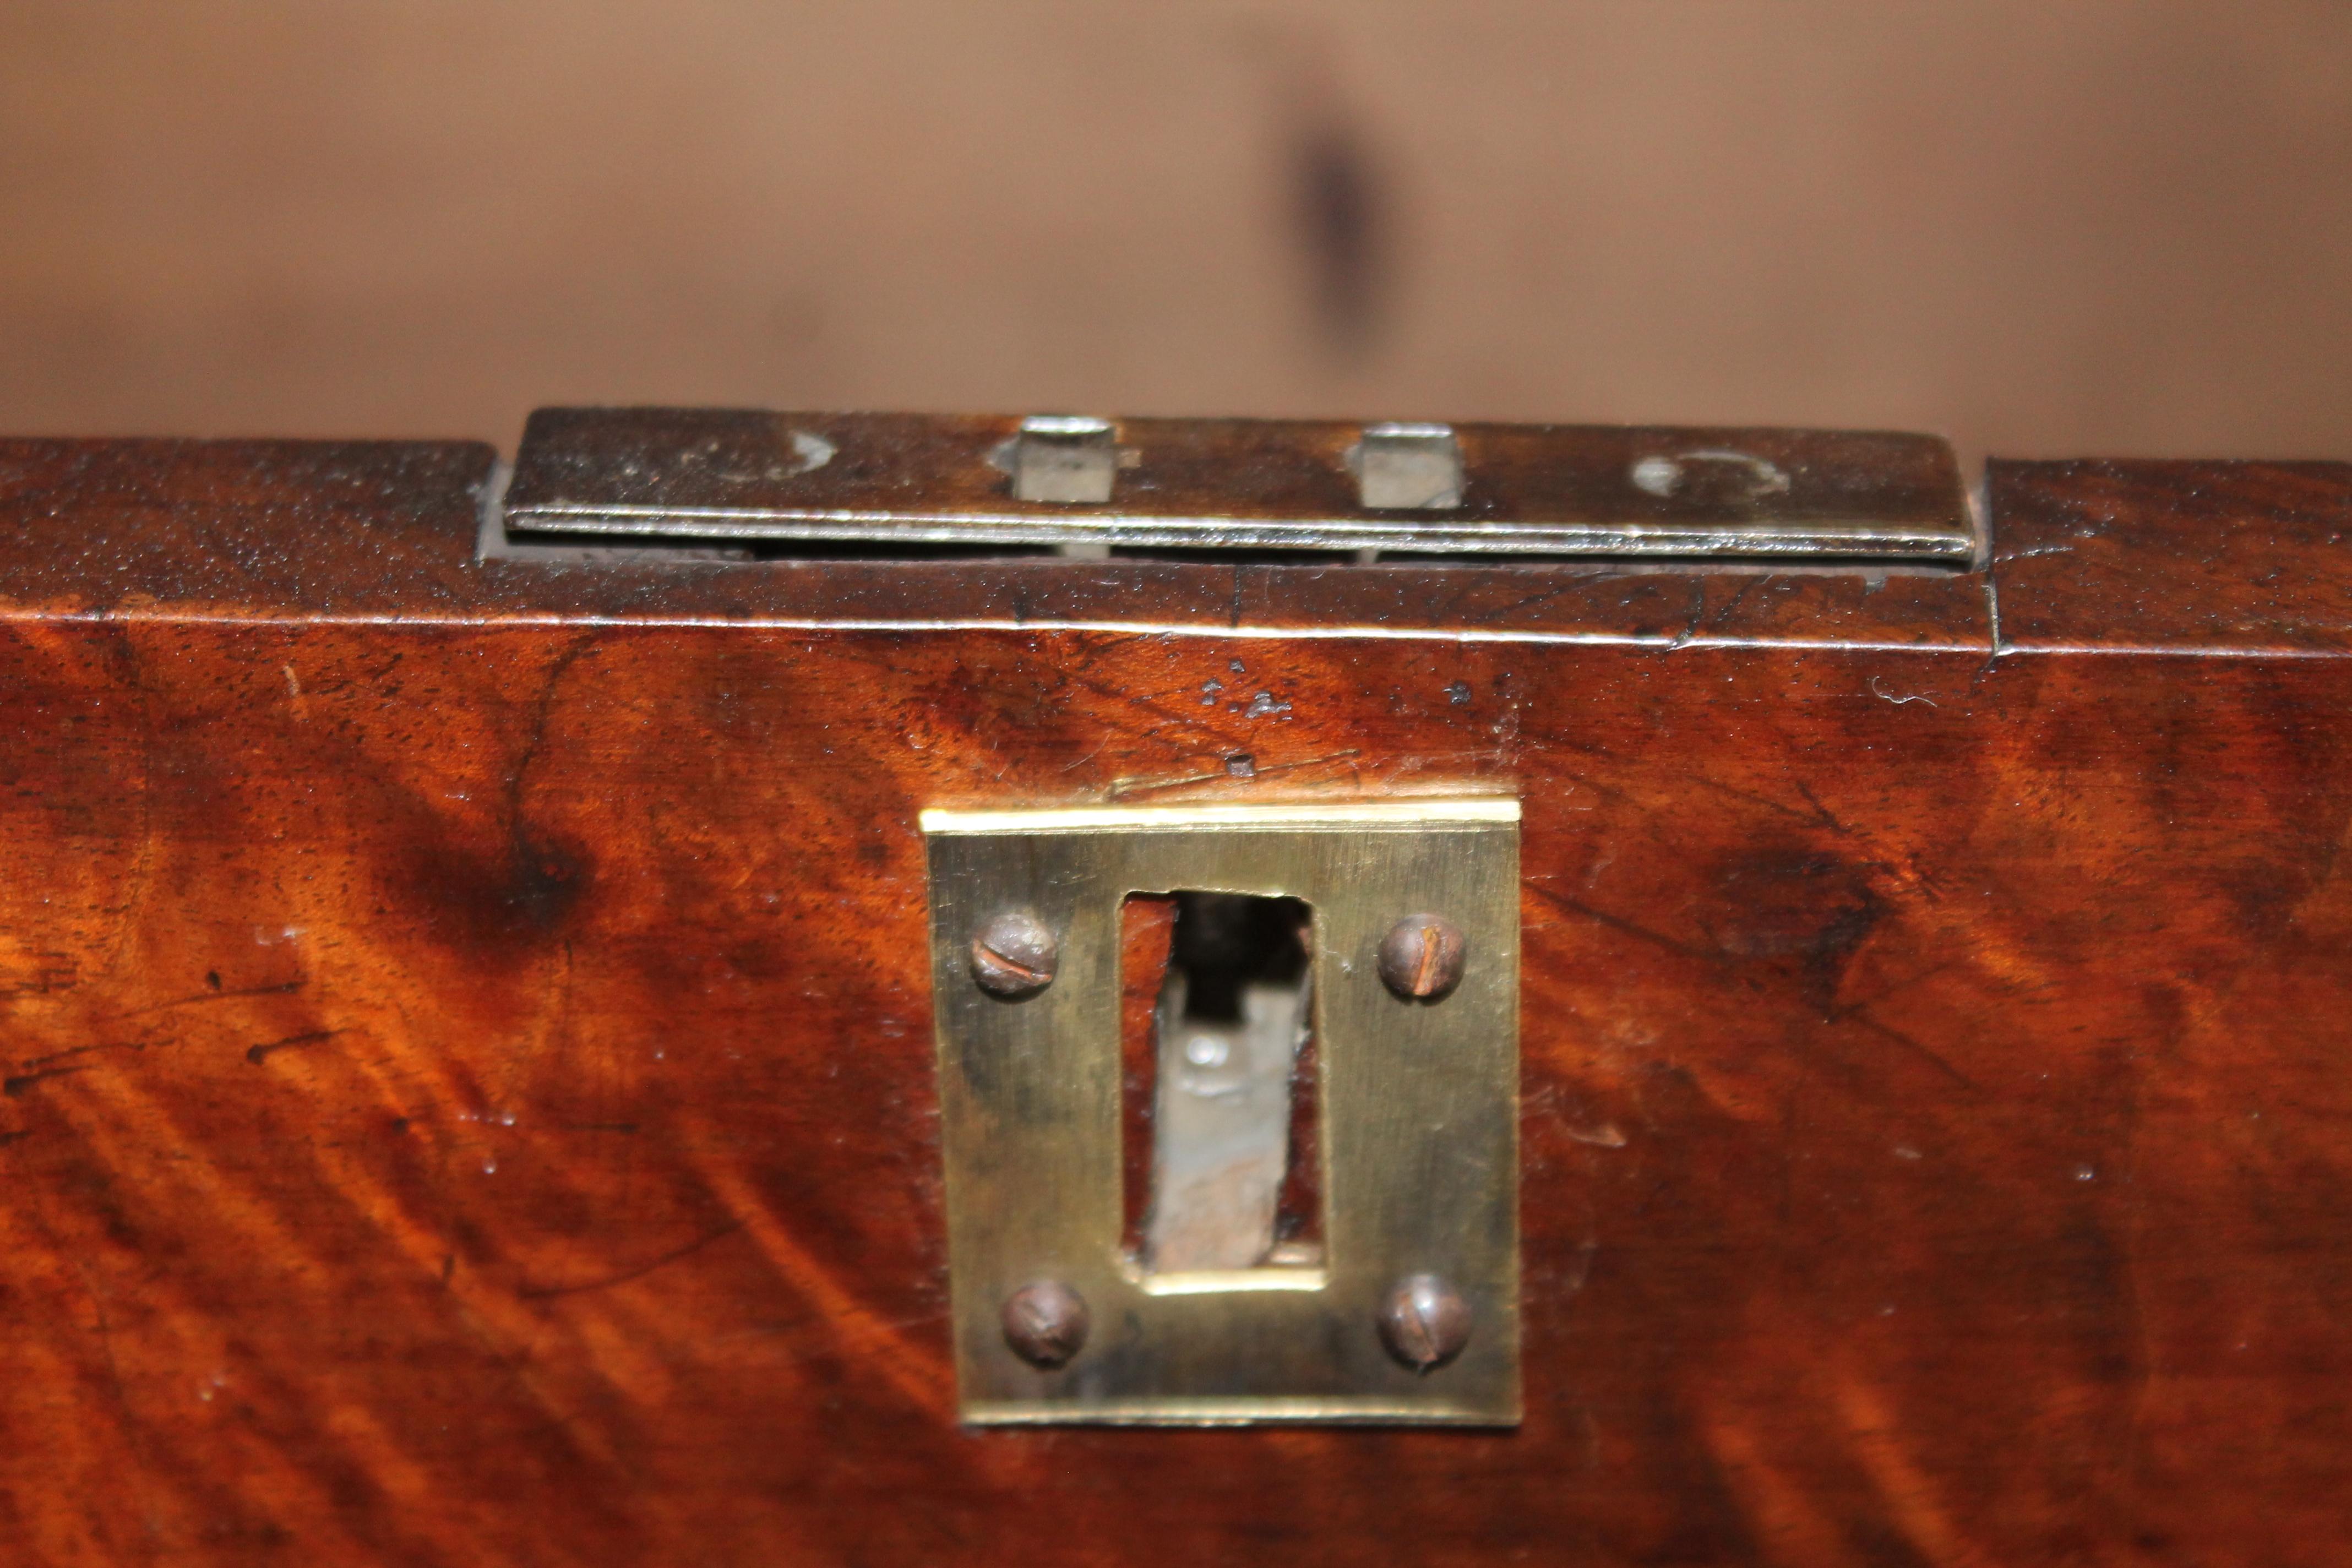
[2, 436, 2349, 1563]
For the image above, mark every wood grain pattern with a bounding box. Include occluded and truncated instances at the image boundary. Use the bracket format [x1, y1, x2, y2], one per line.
[3, 442, 2350, 1562]
[1990, 458, 2352, 654]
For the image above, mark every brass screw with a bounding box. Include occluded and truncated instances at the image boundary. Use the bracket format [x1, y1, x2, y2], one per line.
[1377, 914, 1467, 1000]
[971, 909, 1058, 998]
[1001, 1281, 1090, 1369]
[1378, 1273, 1472, 1372]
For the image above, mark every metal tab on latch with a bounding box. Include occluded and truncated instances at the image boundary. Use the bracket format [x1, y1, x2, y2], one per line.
[923, 800, 1521, 1426]
[1007, 414, 1120, 505]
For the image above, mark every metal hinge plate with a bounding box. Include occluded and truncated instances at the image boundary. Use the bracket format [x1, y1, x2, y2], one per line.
[504, 407, 1974, 563]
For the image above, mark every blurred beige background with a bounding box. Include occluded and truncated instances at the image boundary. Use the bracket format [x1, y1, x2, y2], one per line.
[2, 2, 2349, 461]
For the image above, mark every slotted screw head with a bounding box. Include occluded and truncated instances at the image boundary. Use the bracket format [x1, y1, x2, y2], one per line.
[971, 908, 1058, 998]
[1377, 914, 1467, 1000]
[1001, 1281, 1090, 1369]
[1378, 1273, 1472, 1372]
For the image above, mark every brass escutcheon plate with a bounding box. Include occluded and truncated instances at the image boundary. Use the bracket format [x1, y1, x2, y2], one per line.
[923, 801, 1521, 1425]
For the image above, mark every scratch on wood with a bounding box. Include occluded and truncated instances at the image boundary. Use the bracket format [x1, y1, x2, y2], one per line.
[519, 1220, 747, 1300]
[1526, 883, 1720, 965]
[1841, 1007, 1980, 1092]
[1667, 579, 1708, 650]
[246, 1028, 349, 1065]
[1869, 676, 1939, 707]
[1109, 748, 1367, 799]
[3, 1065, 92, 1097]
[118, 977, 303, 1019]
[16, 1036, 167, 1073]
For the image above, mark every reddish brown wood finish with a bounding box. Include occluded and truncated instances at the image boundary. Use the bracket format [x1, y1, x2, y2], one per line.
[3, 439, 2350, 1564]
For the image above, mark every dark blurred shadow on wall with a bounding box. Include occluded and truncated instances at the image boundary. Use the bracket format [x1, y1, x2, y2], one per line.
[1247, 23, 1391, 365]
[1, 2, 2348, 464]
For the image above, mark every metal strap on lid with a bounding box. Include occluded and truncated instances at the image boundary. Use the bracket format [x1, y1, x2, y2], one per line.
[503, 407, 1976, 563]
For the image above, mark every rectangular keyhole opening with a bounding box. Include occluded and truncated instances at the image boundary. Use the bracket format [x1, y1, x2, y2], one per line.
[1120, 891, 1323, 1283]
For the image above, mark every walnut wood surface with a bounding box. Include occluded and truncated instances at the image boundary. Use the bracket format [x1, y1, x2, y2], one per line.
[3, 442, 2350, 1564]
[1990, 458, 2352, 653]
